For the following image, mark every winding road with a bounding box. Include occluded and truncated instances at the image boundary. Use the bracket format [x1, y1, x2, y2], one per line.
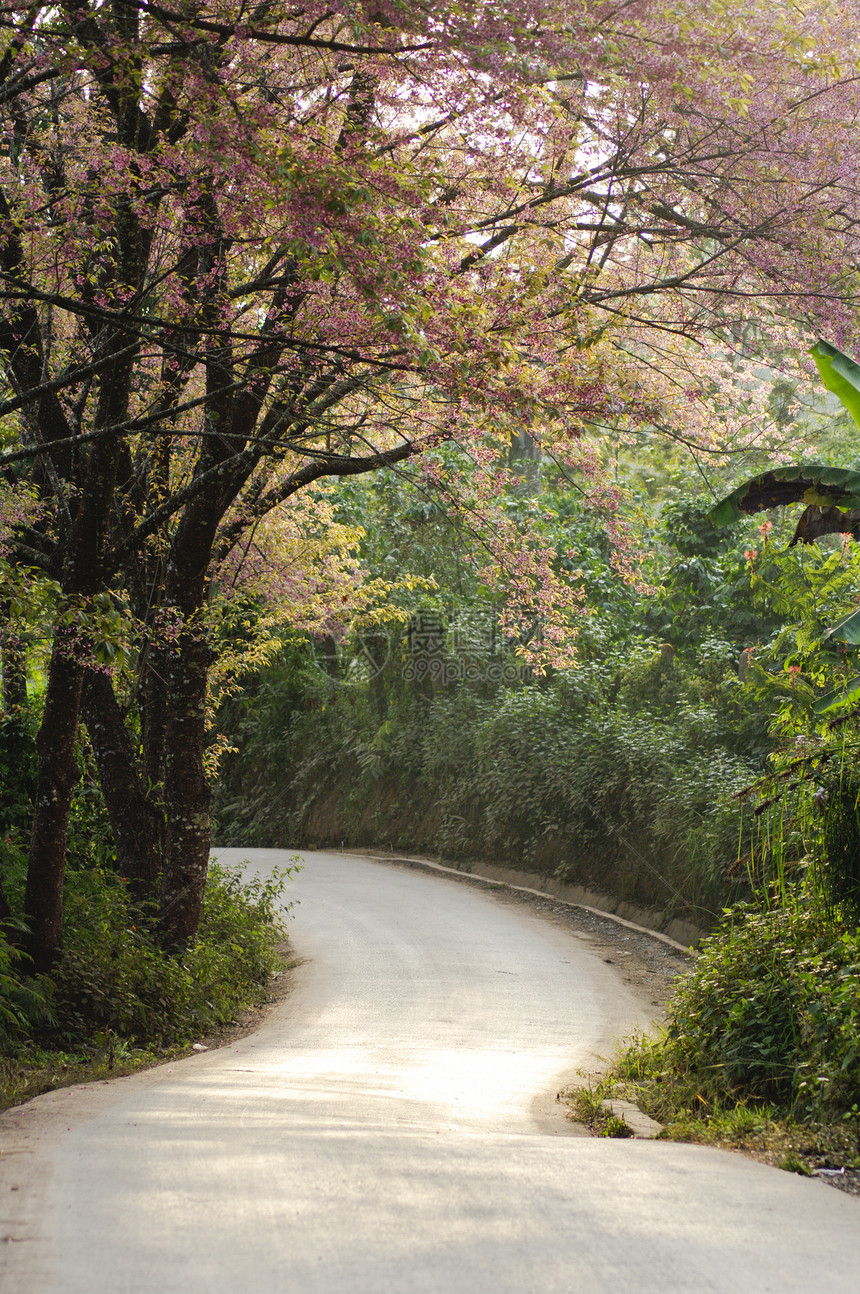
[2, 848, 860, 1293]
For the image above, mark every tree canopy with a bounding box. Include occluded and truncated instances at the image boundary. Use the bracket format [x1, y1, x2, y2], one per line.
[0, 0, 859, 967]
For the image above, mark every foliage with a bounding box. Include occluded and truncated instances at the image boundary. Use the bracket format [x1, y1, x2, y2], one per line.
[0, 0, 858, 966]
[0, 709, 37, 839]
[571, 1029, 859, 1176]
[608, 344, 860, 1140]
[47, 861, 293, 1049]
[215, 462, 822, 925]
[666, 902, 812, 1105]
[595, 868, 860, 1138]
[811, 340, 860, 431]
[2, 0, 859, 1063]
[215, 623, 759, 923]
[818, 766, 860, 920]
[209, 489, 437, 707]
[0, 860, 295, 1064]
[644, 498, 783, 662]
[739, 541, 860, 734]
[710, 342, 860, 721]
[217, 451, 826, 926]
[0, 924, 53, 1049]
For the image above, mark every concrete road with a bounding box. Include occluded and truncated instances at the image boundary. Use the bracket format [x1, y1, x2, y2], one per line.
[2, 848, 859, 1294]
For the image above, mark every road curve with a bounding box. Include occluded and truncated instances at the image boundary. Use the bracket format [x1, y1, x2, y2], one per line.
[2, 848, 859, 1294]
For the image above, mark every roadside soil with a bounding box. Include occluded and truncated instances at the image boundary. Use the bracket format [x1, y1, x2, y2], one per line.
[490, 887, 691, 1012]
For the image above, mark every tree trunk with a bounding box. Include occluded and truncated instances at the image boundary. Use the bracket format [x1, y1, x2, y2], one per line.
[81, 669, 163, 903]
[140, 635, 169, 801]
[158, 622, 213, 948]
[24, 638, 83, 972]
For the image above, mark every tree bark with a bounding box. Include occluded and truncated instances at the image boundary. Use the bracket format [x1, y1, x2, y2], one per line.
[22, 415, 125, 970]
[82, 669, 163, 903]
[159, 620, 213, 948]
[23, 638, 83, 972]
[140, 635, 170, 802]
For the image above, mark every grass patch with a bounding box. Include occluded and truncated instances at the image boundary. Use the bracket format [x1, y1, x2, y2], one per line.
[564, 1075, 635, 1138]
[0, 1041, 181, 1110]
[566, 1045, 860, 1180]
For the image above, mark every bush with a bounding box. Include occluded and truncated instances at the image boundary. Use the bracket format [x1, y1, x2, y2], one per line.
[1, 860, 295, 1056]
[187, 862, 296, 1027]
[626, 895, 860, 1121]
[796, 931, 860, 1118]
[666, 902, 813, 1104]
[0, 924, 53, 1048]
[0, 709, 37, 840]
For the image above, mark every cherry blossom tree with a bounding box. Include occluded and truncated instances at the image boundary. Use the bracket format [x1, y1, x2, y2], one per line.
[0, 0, 859, 966]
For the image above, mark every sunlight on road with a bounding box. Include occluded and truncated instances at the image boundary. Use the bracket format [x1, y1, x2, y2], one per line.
[3, 850, 859, 1294]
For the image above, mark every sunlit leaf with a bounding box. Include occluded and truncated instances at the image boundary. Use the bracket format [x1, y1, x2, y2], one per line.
[811, 339, 860, 430]
[822, 606, 860, 646]
[813, 675, 860, 714]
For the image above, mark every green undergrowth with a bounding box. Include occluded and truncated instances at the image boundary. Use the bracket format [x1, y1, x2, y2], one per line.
[0, 859, 297, 1110]
[567, 892, 860, 1178]
[215, 638, 760, 927]
[0, 1041, 185, 1110]
[565, 1082, 635, 1138]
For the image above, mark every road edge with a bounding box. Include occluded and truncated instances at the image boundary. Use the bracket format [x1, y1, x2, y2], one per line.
[334, 848, 697, 956]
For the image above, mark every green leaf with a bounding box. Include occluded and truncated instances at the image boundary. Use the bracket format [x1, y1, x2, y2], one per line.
[822, 606, 860, 646]
[811, 340, 860, 430]
[710, 465, 860, 526]
[813, 675, 860, 715]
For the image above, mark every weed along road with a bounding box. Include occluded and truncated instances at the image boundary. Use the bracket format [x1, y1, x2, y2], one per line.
[3, 849, 860, 1294]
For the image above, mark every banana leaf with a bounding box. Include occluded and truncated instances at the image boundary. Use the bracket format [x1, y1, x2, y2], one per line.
[813, 675, 860, 715]
[710, 464, 860, 527]
[811, 339, 860, 430]
[822, 605, 860, 646]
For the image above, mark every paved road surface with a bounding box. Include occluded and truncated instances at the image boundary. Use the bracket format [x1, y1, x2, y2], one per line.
[2, 849, 859, 1293]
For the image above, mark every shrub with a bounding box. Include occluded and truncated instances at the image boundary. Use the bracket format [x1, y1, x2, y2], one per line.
[1, 860, 295, 1056]
[0, 925, 53, 1047]
[796, 930, 860, 1118]
[635, 894, 860, 1121]
[666, 902, 813, 1104]
[0, 709, 37, 840]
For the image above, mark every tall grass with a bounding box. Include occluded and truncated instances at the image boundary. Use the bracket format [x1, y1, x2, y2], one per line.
[215, 644, 759, 926]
